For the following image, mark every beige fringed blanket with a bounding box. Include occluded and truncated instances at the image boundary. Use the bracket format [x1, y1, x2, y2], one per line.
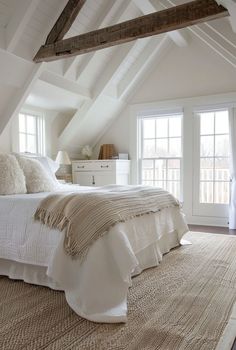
[34, 185, 179, 260]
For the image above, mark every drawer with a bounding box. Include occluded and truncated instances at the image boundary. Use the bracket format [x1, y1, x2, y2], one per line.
[72, 161, 115, 172]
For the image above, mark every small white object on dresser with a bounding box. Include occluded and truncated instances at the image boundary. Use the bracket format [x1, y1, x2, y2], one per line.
[72, 160, 130, 186]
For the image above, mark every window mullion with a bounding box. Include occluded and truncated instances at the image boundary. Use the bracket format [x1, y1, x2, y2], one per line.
[213, 113, 216, 203]
[166, 159, 168, 191]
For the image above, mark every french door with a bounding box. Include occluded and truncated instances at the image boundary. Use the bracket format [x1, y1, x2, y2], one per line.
[193, 108, 230, 218]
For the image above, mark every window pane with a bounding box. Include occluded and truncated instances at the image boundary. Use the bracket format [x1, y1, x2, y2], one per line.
[215, 111, 229, 134]
[214, 182, 229, 204]
[200, 182, 214, 203]
[200, 113, 214, 135]
[27, 115, 36, 134]
[169, 117, 181, 137]
[143, 139, 155, 158]
[19, 114, 25, 133]
[215, 135, 229, 157]
[142, 159, 154, 168]
[167, 181, 180, 199]
[19, 133, 26, 152]
[200, 158, 214, 181]
[156, 118, 168, 138]
[27, 135, 37, 153]
[156, 138, 168, 156]
[200, 136, 214, 157]
[169, 138, 181, 157]
[142, 160, 154, 181]
[215, 158, 230, 181]
[154, 180, 165, 189]
[155, 160, 166, 180]
[142, 180, 154, 186]
[167, 159, 180, 181]
[143, 119, 155, 138]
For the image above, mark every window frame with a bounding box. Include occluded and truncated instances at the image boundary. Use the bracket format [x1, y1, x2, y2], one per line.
[193, 107, 231, 218]
[17, 110, 45, 155]
[138, 112, 183, 200]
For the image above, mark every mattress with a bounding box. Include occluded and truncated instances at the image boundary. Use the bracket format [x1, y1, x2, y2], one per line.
[0, 184, 189, 322]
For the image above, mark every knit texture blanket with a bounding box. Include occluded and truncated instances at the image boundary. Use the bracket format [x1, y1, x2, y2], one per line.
[34, 185, 179, 260]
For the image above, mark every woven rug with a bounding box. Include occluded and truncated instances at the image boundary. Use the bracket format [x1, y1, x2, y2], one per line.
[1, 232, 236, 350]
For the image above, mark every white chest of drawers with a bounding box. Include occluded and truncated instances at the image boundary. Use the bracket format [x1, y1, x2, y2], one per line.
[72, 160, 130, 186]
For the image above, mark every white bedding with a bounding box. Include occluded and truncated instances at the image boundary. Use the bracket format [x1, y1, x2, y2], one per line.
[0, 184, 189, 323]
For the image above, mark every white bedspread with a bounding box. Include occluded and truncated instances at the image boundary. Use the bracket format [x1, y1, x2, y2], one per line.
[0, 184, 189, 323]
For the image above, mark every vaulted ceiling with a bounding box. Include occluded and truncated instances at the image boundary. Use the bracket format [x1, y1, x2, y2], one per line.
[0, 0, 235, 155]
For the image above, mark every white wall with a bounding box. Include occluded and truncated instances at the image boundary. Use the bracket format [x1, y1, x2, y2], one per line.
[131, 36, 236, 103]
[50, 111, 74, 159]
[93, 107, 130, 159]
[0, 122, 12, 152]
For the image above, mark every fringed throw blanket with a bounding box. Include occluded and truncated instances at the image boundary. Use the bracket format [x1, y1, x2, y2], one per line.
[34, 185, 179, 260]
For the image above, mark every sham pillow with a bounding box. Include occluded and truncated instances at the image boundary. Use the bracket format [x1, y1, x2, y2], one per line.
[0, 153, 26, 195]
[16, 156, 59, 193]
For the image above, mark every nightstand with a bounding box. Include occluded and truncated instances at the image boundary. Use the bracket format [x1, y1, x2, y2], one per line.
[56, 174, 72, 183]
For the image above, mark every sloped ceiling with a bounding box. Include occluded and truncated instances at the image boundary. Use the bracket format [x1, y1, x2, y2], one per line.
[0, 0, 235, 156]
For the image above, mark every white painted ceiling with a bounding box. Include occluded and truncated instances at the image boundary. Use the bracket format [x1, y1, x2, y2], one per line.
[0, 0, 235, 155]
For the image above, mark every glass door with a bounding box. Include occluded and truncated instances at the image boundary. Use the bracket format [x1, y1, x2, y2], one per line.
[193, 109, 230, 217]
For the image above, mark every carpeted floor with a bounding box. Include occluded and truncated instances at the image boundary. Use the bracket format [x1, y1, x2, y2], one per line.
[1, 232, 236, 350]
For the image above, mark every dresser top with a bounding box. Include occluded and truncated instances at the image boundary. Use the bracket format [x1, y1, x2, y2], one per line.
[72, 159, 130, 162]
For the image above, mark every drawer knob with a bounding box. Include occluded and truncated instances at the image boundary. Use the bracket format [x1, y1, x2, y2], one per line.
[77, 165, 85, 168]
[101, 165, 109, 168]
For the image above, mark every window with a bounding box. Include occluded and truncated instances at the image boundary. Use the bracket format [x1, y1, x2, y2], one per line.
[140, 113, 182, 199]
[18, 112, 45, 155]
[199, 110, 230, 204]
[193, 108, 230, 217]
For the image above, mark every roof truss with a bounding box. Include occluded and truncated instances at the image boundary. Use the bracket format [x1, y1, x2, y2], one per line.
[45, 0, 86, 44]
[34, 0, 228, 63]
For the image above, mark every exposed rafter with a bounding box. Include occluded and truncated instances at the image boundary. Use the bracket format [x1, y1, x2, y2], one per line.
[45, 0, 86, 45]
[0, 63, 44, 134]
[34, 0, 228, 63]
[63, 0, 132, 79]
[117, 36, 173, 100]
[40, 70, 91, 99]
[132, 0, 189, 47]
[216, 0, 236, 32]
[59, 41, 137, 148]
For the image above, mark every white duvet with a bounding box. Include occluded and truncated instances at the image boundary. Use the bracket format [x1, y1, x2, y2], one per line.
[0, 184, 189, 323]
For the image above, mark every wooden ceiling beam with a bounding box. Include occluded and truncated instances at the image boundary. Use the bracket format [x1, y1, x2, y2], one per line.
[34, 0, 228, 63]
[45, 0, 86, 44]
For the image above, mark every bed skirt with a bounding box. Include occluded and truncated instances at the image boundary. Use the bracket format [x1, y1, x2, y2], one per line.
[0, 207, 189, 323]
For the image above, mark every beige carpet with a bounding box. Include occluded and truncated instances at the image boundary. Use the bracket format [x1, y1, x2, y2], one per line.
[1, 232, 236, 350]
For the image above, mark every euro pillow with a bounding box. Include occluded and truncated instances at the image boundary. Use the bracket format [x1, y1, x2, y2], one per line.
[16, 156, 58, 193]
[0, 153, 26, 195]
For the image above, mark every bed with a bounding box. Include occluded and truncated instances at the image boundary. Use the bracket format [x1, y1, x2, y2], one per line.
[0, 182, 189, 323]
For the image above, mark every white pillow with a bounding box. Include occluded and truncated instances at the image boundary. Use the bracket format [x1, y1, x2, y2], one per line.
[0, 154, 26, 195]
[14, 153, 59, 183]
[16, 156, 59, 193]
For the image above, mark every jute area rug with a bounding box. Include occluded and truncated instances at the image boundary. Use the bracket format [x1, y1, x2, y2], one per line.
[1, 232, 236, 350]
